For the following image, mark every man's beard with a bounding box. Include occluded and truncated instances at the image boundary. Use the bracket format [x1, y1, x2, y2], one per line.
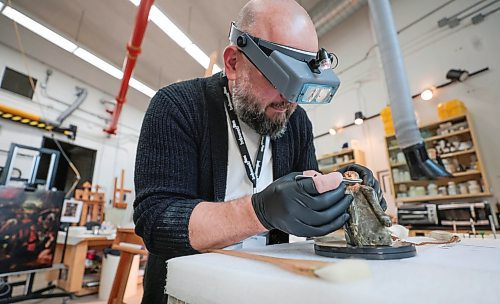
[231, 77, 295, 140]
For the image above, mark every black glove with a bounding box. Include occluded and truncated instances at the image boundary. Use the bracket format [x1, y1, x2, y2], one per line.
[251, 172, 353, 237]
[337, 164, 387, 211]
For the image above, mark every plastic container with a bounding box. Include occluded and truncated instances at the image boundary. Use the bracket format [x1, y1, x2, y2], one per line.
[437, 99, 467, 120]
[98, 248, 140, 301]
[467, 180, 481, 194]
[380, 106, 395, 135]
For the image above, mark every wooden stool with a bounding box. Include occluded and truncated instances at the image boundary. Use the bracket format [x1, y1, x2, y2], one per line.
[108, 228, 147, 304]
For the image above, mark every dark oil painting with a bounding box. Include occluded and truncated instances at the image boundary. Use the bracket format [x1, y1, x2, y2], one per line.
[0, 187, 64, 274]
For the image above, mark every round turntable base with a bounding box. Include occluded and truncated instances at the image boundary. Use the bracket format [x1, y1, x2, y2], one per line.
[314, 238, 416, 260]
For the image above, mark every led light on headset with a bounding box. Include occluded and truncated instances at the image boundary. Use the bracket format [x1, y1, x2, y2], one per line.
[319, 58, 331, 70]
[299, 84, 335, 104]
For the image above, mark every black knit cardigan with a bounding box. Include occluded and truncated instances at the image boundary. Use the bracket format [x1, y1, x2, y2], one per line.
[133, 72, 318, 302]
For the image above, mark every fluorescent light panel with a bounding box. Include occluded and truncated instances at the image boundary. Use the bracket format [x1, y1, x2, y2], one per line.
[149, 6, 192, 48]
[185, 43, 210, 69]
[129, 78, 156, 97]
[2, 4, 156, 97]
[73, 48, 124, 79]
[2, 6, 77, 52]
[129, 0, 220, 74]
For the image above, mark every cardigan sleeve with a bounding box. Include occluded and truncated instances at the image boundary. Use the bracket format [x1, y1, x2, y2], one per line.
[133, 84, 203, 257]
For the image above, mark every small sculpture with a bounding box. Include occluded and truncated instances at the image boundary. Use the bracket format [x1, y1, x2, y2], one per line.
[343, 171, 392, 247]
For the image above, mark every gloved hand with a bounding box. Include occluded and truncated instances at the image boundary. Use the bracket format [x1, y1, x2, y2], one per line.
[337, 164, 387, 211]
[251, 172, 353, 237]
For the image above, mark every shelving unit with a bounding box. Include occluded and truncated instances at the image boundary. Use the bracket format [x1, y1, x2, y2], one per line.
[397, 192, 492, 204]
[384, 113, 496, 231]
[317, 149, 365, 173]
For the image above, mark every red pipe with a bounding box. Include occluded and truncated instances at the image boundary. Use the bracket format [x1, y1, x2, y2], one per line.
[104, 0, 155, 135]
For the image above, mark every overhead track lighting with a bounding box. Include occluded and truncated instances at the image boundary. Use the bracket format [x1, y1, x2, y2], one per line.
[328, 128, 337, 135]
[420, 88, 434, 101]
[354, 111, 365, 125]
[411, 67, 489, 100]
[446, 69, 469, 82]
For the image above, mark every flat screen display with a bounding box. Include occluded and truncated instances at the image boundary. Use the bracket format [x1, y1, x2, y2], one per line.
[0, 67, 37, 99]
[0, 187, 64, 274]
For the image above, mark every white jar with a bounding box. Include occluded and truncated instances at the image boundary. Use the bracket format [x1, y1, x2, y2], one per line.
[392, 169, 400, 183]
[415, 186, 426, 196]
[403, 171, 411, 181]
[397, 152, 406, 164]
[467, 180, 481, 194]
[458, 183, 468, 194]
[409, 186, 417, 197]
[438, 186, 447, 196]
[427, 183, 438, 196]
[447, 181, 457, 195]
[344, 155, 350, 163]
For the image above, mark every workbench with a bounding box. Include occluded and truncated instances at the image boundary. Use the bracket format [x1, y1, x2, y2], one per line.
[166, 238, 500, 304]
[46, 232, 115, 296]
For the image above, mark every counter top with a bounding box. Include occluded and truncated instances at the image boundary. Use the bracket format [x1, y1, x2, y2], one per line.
[166, 238, 500, 304]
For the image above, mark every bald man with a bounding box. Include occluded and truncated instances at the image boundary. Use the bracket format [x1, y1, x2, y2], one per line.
[134, 0, 383, 302]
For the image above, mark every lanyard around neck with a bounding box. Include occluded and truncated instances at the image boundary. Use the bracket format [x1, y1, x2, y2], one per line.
[223, 84, 267, 191]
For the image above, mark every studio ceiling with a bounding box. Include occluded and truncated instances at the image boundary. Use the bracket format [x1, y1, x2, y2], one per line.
[0, 0, 325, 111]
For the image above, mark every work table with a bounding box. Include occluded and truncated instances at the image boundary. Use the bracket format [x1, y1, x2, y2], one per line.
[166, 238, 500, 304]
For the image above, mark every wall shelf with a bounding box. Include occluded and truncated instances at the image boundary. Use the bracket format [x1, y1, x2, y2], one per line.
[440, 148, 475, 159]
[397, 192, 492, 204]
[317, 149, 364, 174]
[384, 113, 495, 227]
[423, 128, 470, 142]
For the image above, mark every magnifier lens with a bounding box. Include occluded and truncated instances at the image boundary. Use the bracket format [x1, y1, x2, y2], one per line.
[299, 85, 335, 104]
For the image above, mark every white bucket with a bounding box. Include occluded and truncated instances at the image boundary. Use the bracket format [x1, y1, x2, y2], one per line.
[98, 249, 140, 300]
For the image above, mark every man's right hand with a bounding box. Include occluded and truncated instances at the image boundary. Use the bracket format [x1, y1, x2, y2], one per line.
[251, 172, 353, 237]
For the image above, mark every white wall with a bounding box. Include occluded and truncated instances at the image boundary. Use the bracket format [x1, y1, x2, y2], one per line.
[307, 0, 500, 216]
[0, 43, 143, 224]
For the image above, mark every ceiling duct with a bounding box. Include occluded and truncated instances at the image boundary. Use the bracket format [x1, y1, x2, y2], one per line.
[310, 0, 368, 37]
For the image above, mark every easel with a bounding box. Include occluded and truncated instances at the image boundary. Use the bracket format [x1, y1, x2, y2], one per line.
[112, 170, 132, 209]
[74, 181, 105, 225]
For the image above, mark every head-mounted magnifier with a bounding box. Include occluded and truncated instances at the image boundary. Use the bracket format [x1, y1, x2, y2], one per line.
[228, 22, 340, 104]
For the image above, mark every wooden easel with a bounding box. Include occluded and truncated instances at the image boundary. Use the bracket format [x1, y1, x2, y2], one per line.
[112, 169, 132, 209]
[74, 181, 105, 225]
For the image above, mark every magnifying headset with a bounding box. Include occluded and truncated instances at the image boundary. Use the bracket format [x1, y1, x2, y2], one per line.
[229, 22, 341, 104]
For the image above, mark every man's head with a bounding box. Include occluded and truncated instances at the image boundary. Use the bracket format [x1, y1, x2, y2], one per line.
[223, 0, 318, 139]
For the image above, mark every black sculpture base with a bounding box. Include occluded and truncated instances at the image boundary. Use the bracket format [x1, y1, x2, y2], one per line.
[314, 239, 416, 260]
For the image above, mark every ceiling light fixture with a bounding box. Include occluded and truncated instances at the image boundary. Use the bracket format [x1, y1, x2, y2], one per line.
[420, 88, 434, 101]
[73, 47, 124, 79]
[2, 4, 156, 98]
[149, 5, 192, 48]
[0, 2, 5, 11]
[2, 6, 78, 53]
[446, 69, 469, 82]
[328, 128, 337, 135]
[128, 0, 221, 72]
[354, 111, 365, 125]
[129, 78, 156, 98]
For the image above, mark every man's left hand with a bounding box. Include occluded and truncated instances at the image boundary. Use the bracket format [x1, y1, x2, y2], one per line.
[337, 164, 387, 211]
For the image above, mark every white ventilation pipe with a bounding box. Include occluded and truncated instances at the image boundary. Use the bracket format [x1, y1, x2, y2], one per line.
[368, 0, 450, 180]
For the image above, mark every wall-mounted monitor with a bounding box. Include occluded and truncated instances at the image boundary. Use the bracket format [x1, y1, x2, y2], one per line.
[0, 67, 37, 99]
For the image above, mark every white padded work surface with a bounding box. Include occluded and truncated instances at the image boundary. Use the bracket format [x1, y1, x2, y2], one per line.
[166, 239, 500, 304]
